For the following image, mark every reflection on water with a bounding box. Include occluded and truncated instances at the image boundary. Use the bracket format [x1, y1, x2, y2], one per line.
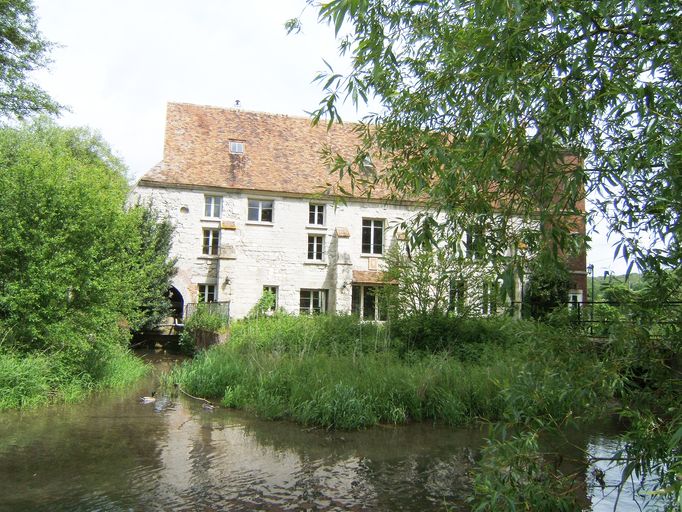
[0, 350, 481, 511]
[586, 437, 671, 512]
[0, 350, 668, 511]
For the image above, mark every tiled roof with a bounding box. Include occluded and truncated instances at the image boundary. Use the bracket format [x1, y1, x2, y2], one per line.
[138, 102, 384, 198]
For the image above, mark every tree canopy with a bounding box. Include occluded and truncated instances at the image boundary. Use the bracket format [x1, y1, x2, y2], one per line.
[0, 0, 60, 118]
[303, 0, 681, 273]
[0, 120, 175, 370]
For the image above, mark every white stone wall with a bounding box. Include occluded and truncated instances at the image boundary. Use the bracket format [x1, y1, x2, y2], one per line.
[133, 185, 418, 319]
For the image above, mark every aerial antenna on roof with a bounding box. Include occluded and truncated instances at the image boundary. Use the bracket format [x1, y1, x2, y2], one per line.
[234, 99, 241, 109]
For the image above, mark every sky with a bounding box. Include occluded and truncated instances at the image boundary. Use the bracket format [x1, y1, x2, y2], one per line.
[31, 0, 629, 276]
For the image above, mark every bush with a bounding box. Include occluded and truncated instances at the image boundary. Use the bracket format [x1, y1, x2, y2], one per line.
[390, 314, 517, 358]
[179, 304, 229, 354]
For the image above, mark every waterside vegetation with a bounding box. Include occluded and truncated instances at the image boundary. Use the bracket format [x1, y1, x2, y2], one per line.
[171, 306, 680, 509]
[0, 120, 175, 410]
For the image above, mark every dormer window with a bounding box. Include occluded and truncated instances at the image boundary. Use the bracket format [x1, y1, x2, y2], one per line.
[361, 155, 375, 175]
[229, 141, 244, 154]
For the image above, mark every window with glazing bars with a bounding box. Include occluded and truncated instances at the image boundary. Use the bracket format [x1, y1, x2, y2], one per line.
[198, 284, 216, 303]
[307, 235, 324, 260]
[362, 219, 384, 254]
[299, 289, 327, 314]
[248, 199, 273, 222]
[204, 195, 222, 218]
[202, 228, 219, 255]
[308, 204, 325, 225]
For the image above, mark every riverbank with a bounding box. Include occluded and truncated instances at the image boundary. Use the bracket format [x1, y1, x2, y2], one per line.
[0, 345, 148, 410]
[169, 314, 618, 429]
[169, 314, 681, 509]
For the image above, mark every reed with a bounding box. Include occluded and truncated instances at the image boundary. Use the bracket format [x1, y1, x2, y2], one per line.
[171, 314, 610, 429]
[0, 345, 148, 410]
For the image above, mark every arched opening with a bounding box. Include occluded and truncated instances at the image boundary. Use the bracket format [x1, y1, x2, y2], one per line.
[168, 287, 184, 323]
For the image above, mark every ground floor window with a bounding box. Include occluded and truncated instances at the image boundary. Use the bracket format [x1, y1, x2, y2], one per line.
[299, 289, 327, 315]
[448, 279, 467, 315]
[568, 290, 583, 309]
[481, 280, 500, 316]
[351, 285, 387, 321]
[262, 285, 278, 311]
[198, 284, 216, 303]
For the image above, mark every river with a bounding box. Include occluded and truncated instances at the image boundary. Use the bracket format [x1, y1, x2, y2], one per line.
[0, 350, 668, 511]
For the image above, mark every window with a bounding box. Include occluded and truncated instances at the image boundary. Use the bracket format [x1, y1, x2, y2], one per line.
[481, 281, 499, 315]
[309, 203, 325, 225]
[351, 285, 387, 321]
[198, 284, 216, 303]
[229, 141, 244, 154]
[362, 219, 384, 255]
[248, 199, 273, 222]
[262, 286, 278, 311]
[202, 228, 220, 255]
[568, 290, 583, 310]
[307, 235, 324, 261]
[299, 289, 327, 315]
[204, 195, 222, 218]
[466, 225, 486, 259]
[448, 279, 467, 315]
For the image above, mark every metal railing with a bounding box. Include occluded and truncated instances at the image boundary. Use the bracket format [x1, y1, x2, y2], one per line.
[184, 301, 231, 324]
[509, 300, 682, 337]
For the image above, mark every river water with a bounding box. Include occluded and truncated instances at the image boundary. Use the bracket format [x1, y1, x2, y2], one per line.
[0, 350, 668, 511]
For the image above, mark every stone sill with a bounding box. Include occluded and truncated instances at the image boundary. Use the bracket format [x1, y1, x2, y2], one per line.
[245, 221, 274, 227]
[303, 260, 328, 266]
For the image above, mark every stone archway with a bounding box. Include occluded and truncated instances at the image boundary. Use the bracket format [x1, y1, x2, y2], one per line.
[168, 286, 184, 322]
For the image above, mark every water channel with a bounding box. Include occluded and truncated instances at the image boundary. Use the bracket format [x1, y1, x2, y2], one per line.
[0, 350, 667, 511]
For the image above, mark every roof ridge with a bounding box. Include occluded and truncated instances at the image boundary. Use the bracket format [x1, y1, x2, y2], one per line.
[167, 101, 360, 126]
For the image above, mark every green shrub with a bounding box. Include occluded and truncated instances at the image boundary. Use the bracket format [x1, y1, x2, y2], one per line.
[390, 314, 517, 357]
[0, 345, 147, 410]
[179, 304, 229, 354]
[471, 430, 581, 511]
[0, 352, 52, 409]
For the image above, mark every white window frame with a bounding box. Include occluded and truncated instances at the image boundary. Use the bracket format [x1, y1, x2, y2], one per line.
[308, 203, 325, 226]
[248, 199, 274, 223]
[448, 279, 467, 315]
[204, 195, 222, 218]
[351, 284, 387, 321]
[568, 290, 583, 310]
[198, 284, 216, 303]
[481, 280, 500, 316]
[202, 228, 220, 255]
[229, 141, 244, 154]
[362, 218, 384, 255]
[307, 234, 324, 261]
[299, 289, 327, 315]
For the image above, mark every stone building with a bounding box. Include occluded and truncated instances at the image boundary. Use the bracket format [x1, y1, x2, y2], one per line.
[133, 102, 586, 320]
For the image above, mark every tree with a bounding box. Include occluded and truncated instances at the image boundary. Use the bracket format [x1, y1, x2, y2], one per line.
[523, 252, 571, 319]
[0, 0, 60, 118]
[302, 0, 680, 274]
[0, 119, 175, 377]
[291, 0, 681, 506]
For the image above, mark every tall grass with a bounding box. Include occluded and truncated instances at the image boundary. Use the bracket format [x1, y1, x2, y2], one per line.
[0, 345, 148, 410]
[170, 314, 614, 429]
